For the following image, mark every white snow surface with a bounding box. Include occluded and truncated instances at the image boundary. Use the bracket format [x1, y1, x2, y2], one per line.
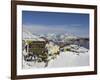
[23, 50, 89, 69]
[47, 51, 89, 68]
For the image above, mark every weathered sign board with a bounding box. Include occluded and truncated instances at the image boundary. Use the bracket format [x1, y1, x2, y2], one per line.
[28, 41, 46, 55]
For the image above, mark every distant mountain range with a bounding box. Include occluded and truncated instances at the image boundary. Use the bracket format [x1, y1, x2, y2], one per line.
[23, 28, 89, 49]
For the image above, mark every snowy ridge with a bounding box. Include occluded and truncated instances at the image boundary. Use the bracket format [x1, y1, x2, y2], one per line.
[23, 28, 45, 41]
[39, 33, 78, 42]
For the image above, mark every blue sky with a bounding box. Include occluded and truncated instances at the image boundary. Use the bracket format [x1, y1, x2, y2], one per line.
[22, 11, 89, 37]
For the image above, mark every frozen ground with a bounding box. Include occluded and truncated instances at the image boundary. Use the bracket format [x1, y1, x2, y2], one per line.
[22, 51, 89, 69]
[48, 51, 89, 68]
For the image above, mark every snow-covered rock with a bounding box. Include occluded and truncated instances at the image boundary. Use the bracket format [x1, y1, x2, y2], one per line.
[62, 44, 88, 54]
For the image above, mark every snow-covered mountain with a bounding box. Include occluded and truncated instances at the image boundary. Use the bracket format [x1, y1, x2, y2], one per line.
[23, 28, 37, 39]
[22, 28, 89, 69]
[23, 28, 78, 42]
[23, 28, 89, 49]
[39, 33, 78, 42]
[23, 28, 45, 41]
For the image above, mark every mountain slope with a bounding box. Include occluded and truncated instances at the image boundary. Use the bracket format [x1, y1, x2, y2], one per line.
[23, 28, 45, 41]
